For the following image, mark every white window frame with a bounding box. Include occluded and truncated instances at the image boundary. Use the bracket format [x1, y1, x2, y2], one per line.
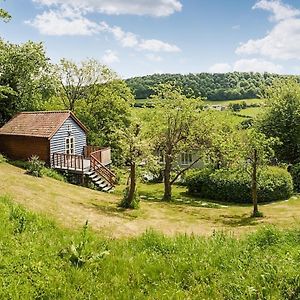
[181, 152, 193, 165]
[65, 136, 75, 155]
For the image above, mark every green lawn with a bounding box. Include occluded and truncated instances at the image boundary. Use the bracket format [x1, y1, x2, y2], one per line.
[238, 107, 265, 118]
[204, 98, 264, 106]
[1, 195, 300, 299]
[1, 161, 300, 238]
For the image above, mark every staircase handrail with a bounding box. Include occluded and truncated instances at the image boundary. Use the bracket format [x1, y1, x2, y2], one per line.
[90, 151, 116, 186]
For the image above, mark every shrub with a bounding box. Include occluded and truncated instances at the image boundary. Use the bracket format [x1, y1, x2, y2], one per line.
[41, 168, 66, 182]
[0, 153, 6, 163]
[119, 187, 140, 209]
[26, 155, 45, 177]
[289, 163, 300, 192]
[186, 166, 293, 203]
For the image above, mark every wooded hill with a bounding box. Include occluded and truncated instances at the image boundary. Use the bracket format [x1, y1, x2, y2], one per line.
[126, 72, 296, 101]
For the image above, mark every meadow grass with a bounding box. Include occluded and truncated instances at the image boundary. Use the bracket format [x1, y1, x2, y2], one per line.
[1, 194, 300, 299]
[2, 162, 300, 238]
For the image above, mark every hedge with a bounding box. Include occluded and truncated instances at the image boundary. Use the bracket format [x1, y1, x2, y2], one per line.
[289, 163, 300, 192]
[186, 167, 293, 203]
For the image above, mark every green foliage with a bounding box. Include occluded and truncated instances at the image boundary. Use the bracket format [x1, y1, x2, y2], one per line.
[0, 153, 6, 163]
[251, 210, 264, 218]
[259, 79, 300, 163]
[0, 39, 54, 125]
[289, 163, 300, 192]
[2, 196, 300, 299]
[76, 79, 134, 165]
[59, 221, 109, 267]
[119, 186, 140, 209]
[41, 168, 66, 182]
[53, 58, 113, 111]
[9, 160, 66, 181]
[126, 72, 289, 100]
[186, 166, 293, 203]
[228, 101, 247, 112]
[26, 155, 45, 177]
[0, 3, 11, 22]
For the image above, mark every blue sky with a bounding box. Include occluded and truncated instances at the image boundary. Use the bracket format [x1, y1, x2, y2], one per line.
[1, 0, 300, 78]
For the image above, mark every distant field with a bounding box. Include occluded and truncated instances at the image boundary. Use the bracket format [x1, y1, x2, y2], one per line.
[204, 98, 264, 106]
[238, 107, 265, 118]
[135, 98, 265, 107]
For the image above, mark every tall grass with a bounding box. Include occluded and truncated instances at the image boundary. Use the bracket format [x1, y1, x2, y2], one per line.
[1, 194, 300, 299]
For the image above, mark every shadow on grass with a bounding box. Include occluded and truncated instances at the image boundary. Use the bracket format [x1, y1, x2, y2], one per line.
[79, 201, 142, 220]
[218, 213, 262, 227]
[139, 190, 249, 209]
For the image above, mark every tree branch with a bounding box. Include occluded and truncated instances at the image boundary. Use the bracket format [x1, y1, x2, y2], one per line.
[170, 156, 202, 185]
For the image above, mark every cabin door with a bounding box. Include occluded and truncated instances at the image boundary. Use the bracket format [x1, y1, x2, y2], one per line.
[65, 136, 75, 155]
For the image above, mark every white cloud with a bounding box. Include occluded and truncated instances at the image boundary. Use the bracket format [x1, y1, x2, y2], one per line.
[26, 10, 180, 53]
[99, 22, 139, 47]
[233, 58, 283, 73]
[146, 54, 163, 62]
[25, 6, 100, 35]
[236, 0, 300, 60]
[101, 50, 119, 64]
[253, 0, 300, 21]
[209, 59, 283, 74]
[139, 39, 180, 52]
[32, 0, 182, 17]
[209, 63, 232, 73]
[99, 21, 180, 52]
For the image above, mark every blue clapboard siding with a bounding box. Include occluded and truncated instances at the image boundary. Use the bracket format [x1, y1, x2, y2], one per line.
[50, 117, 87, 158]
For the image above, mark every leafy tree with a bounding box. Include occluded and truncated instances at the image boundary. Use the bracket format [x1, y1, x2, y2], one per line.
[148, 84, 203, 201]
[241, 129, 278, 216]
[54, 58, 112, 111]
[76, 78, 134, 165]
[0, 1, 11, 22]
[0, 40, 53, 125]
[126, 72, 289, 101]
[259, 79, 300, 164]
[119, 120, 151, 209]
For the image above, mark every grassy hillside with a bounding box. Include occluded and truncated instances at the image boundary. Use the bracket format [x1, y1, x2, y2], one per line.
[1, 162, 300, 238]
[1, 195, 300, 299]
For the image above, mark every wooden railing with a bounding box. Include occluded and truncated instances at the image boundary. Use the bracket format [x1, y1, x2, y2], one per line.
[52, 153, 84, 172]
[90, 151, 116, 186]
[84, 146, 101, 159]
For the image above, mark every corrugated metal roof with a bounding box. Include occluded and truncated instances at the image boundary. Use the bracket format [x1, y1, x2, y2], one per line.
[0, 111, 88, 139]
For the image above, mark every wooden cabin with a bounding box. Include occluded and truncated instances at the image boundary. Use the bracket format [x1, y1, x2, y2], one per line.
[0, 111, 116, 191]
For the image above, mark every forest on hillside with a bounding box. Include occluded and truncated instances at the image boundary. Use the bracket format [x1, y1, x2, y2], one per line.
[126, 72, 296, 100]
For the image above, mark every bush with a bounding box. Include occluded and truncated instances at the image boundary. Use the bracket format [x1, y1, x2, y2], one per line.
[289, 163, 300, 192]
[0, 154, 6, 163]
[186, 166, 293, 203]
[41, 168, 66, 182]
[26, 155, 45, 177]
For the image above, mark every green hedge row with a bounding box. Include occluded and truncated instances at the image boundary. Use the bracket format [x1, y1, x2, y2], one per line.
[185, 167, 293, 203]
[289, 163, 300, 192]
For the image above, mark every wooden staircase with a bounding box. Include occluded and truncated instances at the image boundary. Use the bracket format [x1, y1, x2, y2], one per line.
[85, 170, 113, 192]
[87, 150, 116, 192]
[52, 147, 116, 193]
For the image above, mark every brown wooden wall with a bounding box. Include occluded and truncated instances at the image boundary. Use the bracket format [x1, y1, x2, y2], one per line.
[0, 135, 50, 164]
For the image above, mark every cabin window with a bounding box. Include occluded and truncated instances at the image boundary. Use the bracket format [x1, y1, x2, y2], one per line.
[181, 152, 193, 165]
[65, 137, 75, 155]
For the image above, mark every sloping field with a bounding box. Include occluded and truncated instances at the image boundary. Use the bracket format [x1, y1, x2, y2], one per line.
[1, 162, 300, 237]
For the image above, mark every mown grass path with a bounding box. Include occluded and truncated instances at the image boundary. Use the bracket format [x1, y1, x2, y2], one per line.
[1, 162, 300, 237]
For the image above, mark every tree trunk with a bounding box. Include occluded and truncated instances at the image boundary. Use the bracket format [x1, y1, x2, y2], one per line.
[163, 153, 172, 201]
[252, 149, 258, 215]
[125, 161, 136, 208]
